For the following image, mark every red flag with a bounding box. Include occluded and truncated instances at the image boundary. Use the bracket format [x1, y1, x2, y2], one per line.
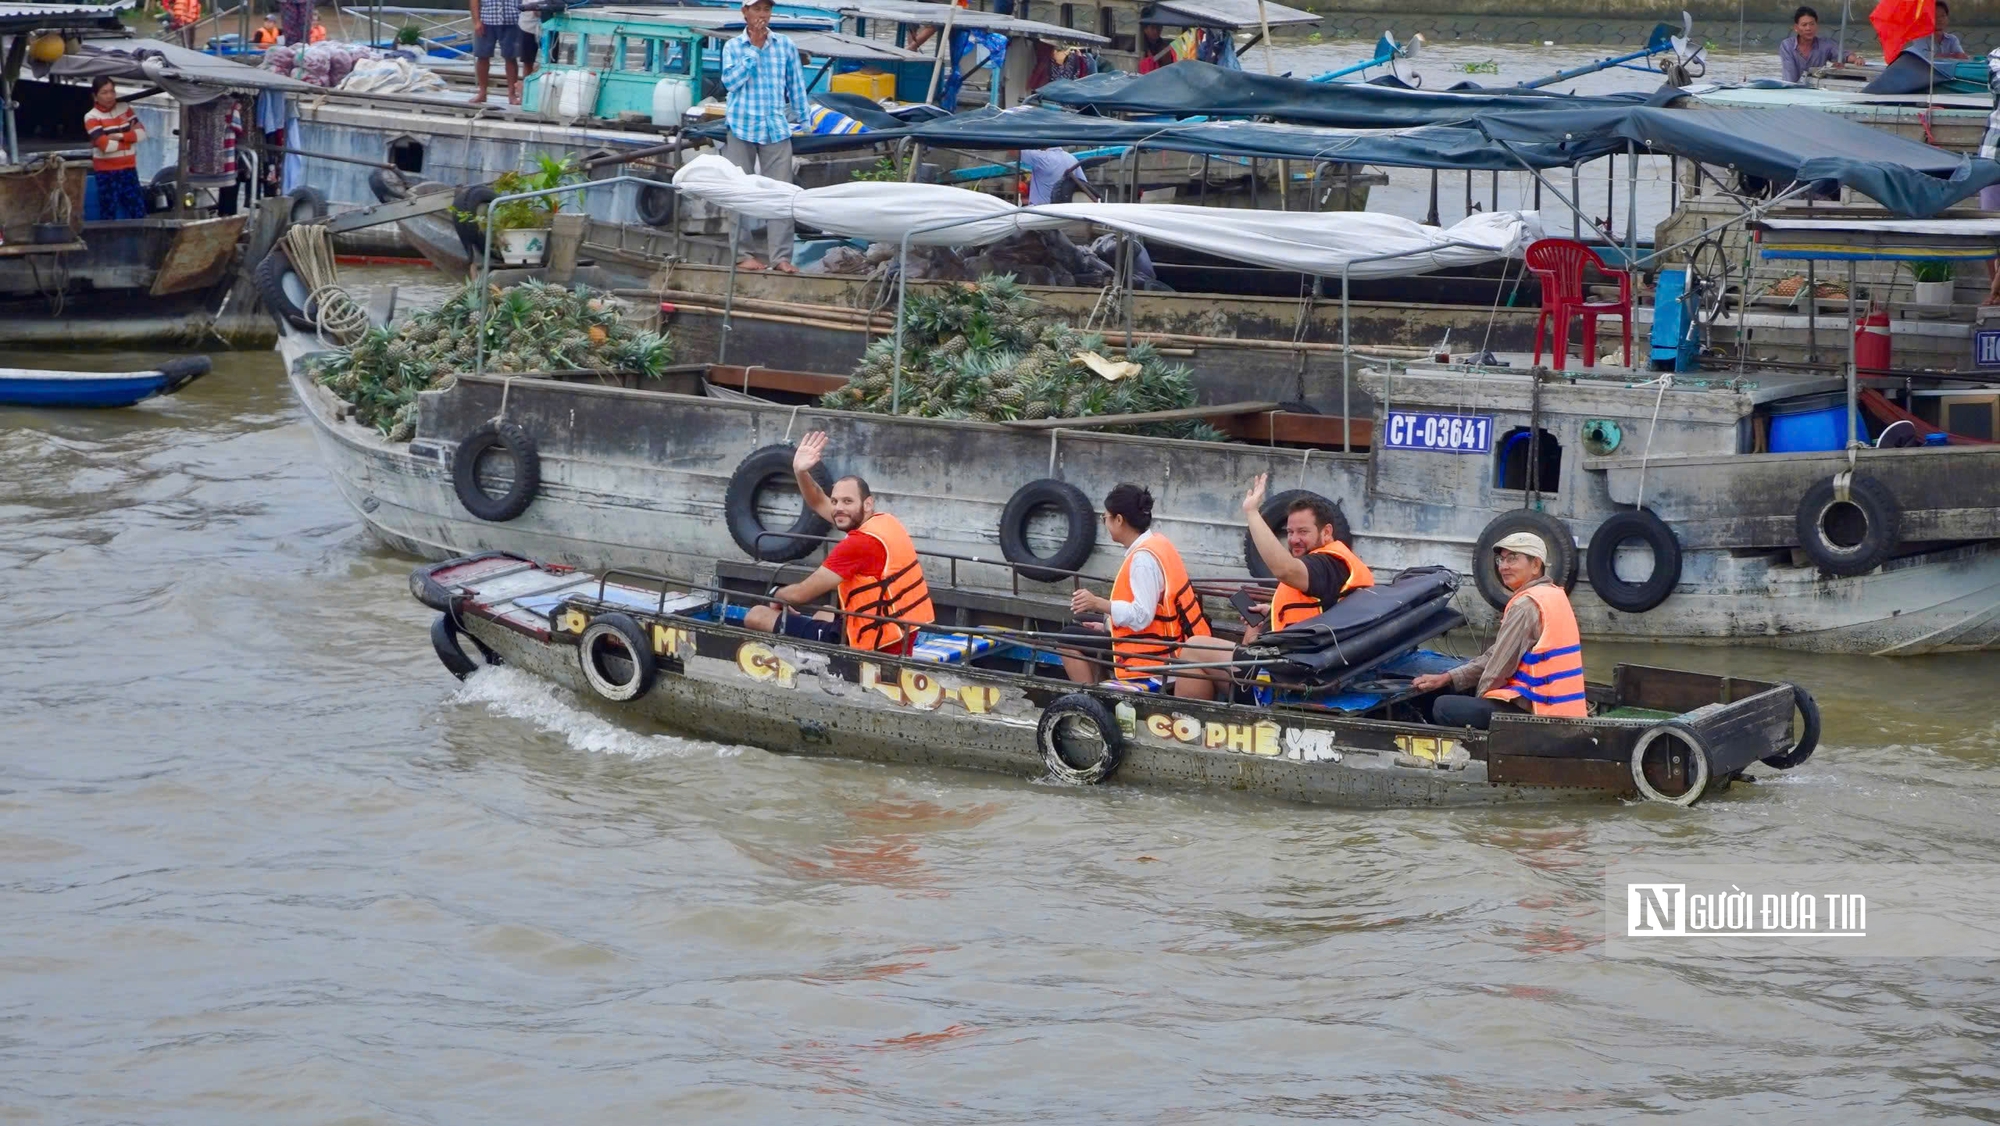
[1871, 0, 1936, 62]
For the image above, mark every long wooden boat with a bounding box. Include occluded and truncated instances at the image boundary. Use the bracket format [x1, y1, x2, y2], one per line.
[412, 551, 1820, 808]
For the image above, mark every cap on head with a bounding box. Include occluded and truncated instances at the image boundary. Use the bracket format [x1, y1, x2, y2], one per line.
[741, 0, 773, 9]
[1493, 531, 1548, 563]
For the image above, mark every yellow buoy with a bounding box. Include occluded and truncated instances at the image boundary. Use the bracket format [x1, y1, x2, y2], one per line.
[28, 33, 67, 64]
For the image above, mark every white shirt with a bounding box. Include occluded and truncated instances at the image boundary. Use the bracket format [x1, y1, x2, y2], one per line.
[1021, 147, 1084, 206]
[1108, 531, 1165, 632]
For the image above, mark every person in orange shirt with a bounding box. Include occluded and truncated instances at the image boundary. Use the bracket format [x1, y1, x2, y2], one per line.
[1413, 531, 1587, 727]
[251, 14, 279, 44]
[1237, 472, 1373, 645]
[743, 432, 936, 655]
[309, 18, 327, 41]
[84, 77, 148, 220]
[167, 0, 201, 46]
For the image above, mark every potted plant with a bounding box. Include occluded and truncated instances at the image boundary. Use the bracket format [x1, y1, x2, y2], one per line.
[1909, 259, 1955, 307]
[467, 154, 581, 266]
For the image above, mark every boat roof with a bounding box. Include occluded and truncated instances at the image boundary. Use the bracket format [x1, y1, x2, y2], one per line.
[40, 38, 320, 99]
[1689, 81, 1992, 112]
[837, 1, 1108, 45]
[1036, 60, 1664, 128]
[1752, 217, 2000, 262]
[700, 26, 930, 60]
[1140, 0, 1318, 30]
[0, 0, 134, 33]
[562, 4, 836, 29]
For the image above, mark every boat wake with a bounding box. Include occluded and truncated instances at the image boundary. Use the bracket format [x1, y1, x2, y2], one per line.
[450, 665, 740, 760]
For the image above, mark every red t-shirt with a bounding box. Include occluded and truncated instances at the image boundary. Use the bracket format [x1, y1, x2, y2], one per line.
[823, 531, 886, 581]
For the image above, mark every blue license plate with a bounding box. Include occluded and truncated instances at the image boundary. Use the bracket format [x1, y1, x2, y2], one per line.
[1382, 411, 1494, 454]
[1975, 329, 2000, 368]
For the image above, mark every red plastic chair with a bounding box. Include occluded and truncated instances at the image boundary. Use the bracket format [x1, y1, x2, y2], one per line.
[1525, 238, 1633, 370]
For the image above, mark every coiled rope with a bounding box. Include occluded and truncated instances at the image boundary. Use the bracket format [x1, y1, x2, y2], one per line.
[279, 222, 369, 346]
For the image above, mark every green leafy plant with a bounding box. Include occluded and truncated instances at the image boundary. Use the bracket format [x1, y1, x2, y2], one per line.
[463, 153, 584, 232]
[395, 23, 422, 45]
[849, 156, 900, 182]
[1908, 259, 1955, 283]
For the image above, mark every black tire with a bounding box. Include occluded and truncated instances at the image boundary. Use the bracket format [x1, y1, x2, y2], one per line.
[1795, 474, 1900, 577]
[431, 614, 500, 679]
[1037, 693, 1125, 785]
[253, 249, 316, 331]
[1244, 489, 1351, 579]
[1472, 510, 1579, 609]
[1585, 508, 1682, 614]
[1629, 722, 1714, 807]
[1761, 683, 1821, 770]
[368, 167, 411, 204]
[724, 444, 834, 563]
[154, 355, 211, 393]
[452, 420, 541, 523]
[287, 185, 328, 224]
[577, 612, 655, 702]
[999, 478, 1095, 583]
[636, 180, 676, 228]
[453, 183, 499, 264]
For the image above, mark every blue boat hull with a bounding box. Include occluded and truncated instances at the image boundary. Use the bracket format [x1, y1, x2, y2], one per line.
[0, 358, 210, 409]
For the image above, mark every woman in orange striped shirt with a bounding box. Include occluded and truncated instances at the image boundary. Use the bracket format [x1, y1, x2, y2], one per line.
[84, 77, 148, 220]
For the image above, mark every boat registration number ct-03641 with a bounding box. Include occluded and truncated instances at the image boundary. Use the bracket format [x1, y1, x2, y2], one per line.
[1382, 411, 1494, 453]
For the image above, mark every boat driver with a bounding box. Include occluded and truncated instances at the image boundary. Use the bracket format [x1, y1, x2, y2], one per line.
[743, 432, 936, 655]
[1411, 532, 1587, 728]
[1236, 472, 1374, 645]
[1059, 483, 1233, 699]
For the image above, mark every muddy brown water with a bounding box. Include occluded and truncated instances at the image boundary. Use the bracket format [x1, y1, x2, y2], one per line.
[6, 62, 1999, 1117]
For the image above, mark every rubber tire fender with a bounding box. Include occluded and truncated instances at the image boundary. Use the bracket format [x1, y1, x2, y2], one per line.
[635, 180, 677, 229]
[368, 167, 412, 203]
[432, 613, 500, 680]
[577, 612, 656, 702]
[453, 183, 499, 264]
[999, 478, 1096, 583]
[1629, 722, 1715, 807]
[1585, 507, 1681, 614]
[724, 444, 834, 563]
[452, 420, 542, 523]
[1244, 489, 1352, 579]
[1795, 474, 1900, 577]
[1472, 509, 1579, 610]
[287, 185, 328, 224]
[1760, 683, 1821, 770]
[1037, 692, 1125, 785]
[253, 248, 317, 332]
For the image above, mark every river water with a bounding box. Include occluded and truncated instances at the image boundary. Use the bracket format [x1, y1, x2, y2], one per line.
[8, 45, 2000, 1118]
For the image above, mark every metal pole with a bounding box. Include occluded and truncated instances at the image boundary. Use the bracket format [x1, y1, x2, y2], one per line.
[1570, 164, 1581, 240]
[1625, 141, 1637, 266]
[1846, 260, 1859, 446]
[1340, 260, 1351, 453]
[1464, 169, 1472, 219]
[892, 230, 912, 414]
[1426, 169, 1439, 226]
[1807, 257, 1818, 361]
[923, 4, 958, 106]
[720, 220, 740, 365]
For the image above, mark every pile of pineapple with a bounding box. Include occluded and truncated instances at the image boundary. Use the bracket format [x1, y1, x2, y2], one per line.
[314, 280, 673, 441]
[820, 275, 1222, 441]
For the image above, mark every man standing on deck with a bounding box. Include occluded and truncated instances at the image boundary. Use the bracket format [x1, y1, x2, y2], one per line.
[1236, 474, 1373, 646]
[743, 433, 936, 655]
[1780, 6, 1861, 82]
[721, 0, 811, 273]
[470, 0, 524, 105]
[1012, 147, 1099, 205]
[1411, 533, 1587, 729]
[1931, 2, 1969, 58]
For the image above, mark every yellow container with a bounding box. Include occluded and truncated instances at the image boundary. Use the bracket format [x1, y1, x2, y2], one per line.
[829, 69, 896, 101]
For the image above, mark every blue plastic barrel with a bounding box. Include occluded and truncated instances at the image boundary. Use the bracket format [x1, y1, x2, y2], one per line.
[1769, 392, 1863, 452]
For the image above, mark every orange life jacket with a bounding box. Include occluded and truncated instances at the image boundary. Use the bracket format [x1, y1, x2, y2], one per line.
[252, 25, 278, 44]
[309, 22, 327, 41]
[836, 512, 935, 654]
[1268, 539, 1374, 631]
[169, 0, 199, 26]
[1484, 582, 1587, 717]
[1109, 532, 1210, 683]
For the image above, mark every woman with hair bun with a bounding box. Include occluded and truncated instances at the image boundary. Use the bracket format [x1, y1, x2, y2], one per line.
[1060, 483, 1231, 699]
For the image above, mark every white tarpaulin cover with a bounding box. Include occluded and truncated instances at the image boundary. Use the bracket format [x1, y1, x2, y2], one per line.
[672, 153, 1542, 278]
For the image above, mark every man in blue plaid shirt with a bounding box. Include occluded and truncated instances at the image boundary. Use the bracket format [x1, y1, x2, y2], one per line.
[721, 0, 811, 271]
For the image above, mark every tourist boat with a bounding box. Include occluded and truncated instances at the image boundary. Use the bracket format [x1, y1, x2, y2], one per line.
[411, 550, 1819, 807]
[0, 357, 210, 408]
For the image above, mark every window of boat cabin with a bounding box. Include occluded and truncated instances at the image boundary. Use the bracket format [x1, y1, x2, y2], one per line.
[551, 32, 583, 65]
[1059, 4, 1073, 27]
[587, 35, 616, 68]
[1099, 6, 1135, 52]
[649, 39, 690, 74]
[388, 136, 424, 174]
[1493, 426, 1563, 494]
[619, 37, 647, 70]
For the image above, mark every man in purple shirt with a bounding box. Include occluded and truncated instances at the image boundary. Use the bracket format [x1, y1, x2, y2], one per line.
[1780, 5, 1861, 82]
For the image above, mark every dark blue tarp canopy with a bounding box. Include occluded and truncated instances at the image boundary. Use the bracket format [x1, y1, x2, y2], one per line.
[895, 104, 2000, 216]
[1033, 61, 1672, 128]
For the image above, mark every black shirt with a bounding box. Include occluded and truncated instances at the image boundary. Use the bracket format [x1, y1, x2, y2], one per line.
[1299, 551, 1351, 606]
